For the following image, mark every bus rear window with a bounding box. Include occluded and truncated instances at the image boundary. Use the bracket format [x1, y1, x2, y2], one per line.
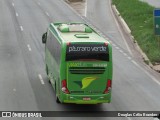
[66, 43, 109, 61]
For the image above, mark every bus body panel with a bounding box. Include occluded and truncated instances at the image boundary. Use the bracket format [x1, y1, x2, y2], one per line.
[43, 23, 113, 104]
[66, 61, 108, 95]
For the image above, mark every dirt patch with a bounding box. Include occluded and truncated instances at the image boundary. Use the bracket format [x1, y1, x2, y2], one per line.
[65, 0, 86, 16]
[153, 64, 160, 73]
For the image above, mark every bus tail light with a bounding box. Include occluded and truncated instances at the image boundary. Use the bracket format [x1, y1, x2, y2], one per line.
[103, 80, 111, 94]
[104, 42, 108, 46]
[61, 79, 70, 94]
[67, 42, 71, 46]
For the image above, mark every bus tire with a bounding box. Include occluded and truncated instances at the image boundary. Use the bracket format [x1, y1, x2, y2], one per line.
[48, 80, 51, 84]
[46, 65, 51, 84]
[46, 65, 48, 75]
[55, 82, 61, 103]
[56, 96, 60, 103]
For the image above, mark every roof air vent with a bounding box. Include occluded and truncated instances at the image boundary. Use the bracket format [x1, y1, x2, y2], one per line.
[58, 24, 92, 33]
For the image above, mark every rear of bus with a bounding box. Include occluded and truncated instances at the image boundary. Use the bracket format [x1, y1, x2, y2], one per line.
[59, 42, 112, 104]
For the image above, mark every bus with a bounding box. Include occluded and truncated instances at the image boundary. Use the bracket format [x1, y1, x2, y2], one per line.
[42, 22, 113, 104]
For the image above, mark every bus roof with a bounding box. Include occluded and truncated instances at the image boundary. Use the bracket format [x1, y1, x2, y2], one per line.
[50, 23, 109, 43]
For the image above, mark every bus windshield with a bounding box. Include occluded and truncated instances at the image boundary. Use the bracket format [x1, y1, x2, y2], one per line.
[66, 43, 109, 61]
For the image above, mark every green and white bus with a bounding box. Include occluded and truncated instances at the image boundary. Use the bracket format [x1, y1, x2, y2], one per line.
[42, 23, 113, 104]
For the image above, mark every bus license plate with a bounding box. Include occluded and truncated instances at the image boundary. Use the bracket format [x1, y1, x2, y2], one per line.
[83, 97, 91, 101]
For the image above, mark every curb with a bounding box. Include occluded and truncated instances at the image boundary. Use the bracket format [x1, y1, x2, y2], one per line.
[112, 5, 131, 34]
[111, 4, 160, 73]
[65, 0, 70, 3]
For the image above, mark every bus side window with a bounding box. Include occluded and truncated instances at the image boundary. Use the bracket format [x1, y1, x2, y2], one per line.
[51, 34, 61, 65]
[46, 31, 51, 49]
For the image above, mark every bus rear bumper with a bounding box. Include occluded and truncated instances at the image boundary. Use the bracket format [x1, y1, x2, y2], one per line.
[61, 94, 111, 104]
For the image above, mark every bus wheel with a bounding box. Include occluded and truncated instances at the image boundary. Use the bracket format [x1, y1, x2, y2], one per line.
[56, 96, 60, 103]
[46, 65, 48, 75]
[48, 80, 51, 84]
[55, 83, 60, 103]
[46, 65, 51, 84]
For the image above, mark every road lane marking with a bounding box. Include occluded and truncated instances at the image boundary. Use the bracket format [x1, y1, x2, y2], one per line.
[13, 89, 16, 92]
[131, 60, 139, 67]
[123, 53, 127, 56]
[27, 44, 32, 51]
[45, 12, 50, 16]
[131, 60, 160, 86]
[38, 74, 45, 85]
[128, 56, 131, 60]
[119, 50, 124, 53]
[144, 71, 160, 86]
[112, 43, 116, 46]
[115, 46, 120, 50]
[20, 26, 23, 31]
[16, 12, 18, 17]
[38, 2, 41, 6]
[12, 3, 14, 7]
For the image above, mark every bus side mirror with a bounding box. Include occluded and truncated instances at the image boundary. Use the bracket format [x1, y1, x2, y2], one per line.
[42, 32, 47, 44]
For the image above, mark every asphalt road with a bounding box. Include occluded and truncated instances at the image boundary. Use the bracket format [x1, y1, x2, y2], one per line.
[141, 0, 160, 8]
[0, 0, 159, 120]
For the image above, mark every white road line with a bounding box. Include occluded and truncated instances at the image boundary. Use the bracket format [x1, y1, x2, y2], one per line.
[128, 56, 131, 60]
[27, 44, 32, 51]
[38, 74, 45, 85]
[119, 50, 123, 53]
[115, 46, 120, 50]
[20, 26, 23, 31]
[131, 60, 160, 86]
[123, 53, 127, 56]
[131, 60, 139, 67]
[16, 12, 19, 17]
[45, 12, 50, 16]
[12, 3, 14, 7]
[85, 0, 87, 17]
[38, 2, 41, 6]
[13, 88, 16, 92]
[144, 71, 160, 86]
[109, 0, 132, 56]
[112, 43, 116, 47]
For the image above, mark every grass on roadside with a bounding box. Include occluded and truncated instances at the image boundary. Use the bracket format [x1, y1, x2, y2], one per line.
[112, 0, 160, 64]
